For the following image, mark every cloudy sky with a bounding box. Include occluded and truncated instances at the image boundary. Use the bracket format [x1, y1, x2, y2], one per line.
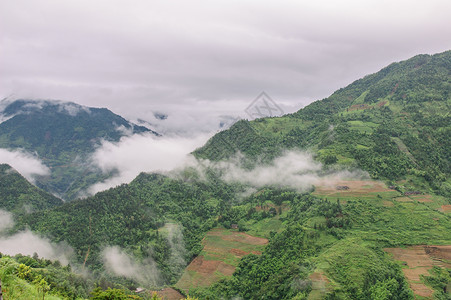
[1, 0, 450, 132]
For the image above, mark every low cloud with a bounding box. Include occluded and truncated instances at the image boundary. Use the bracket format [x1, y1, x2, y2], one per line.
[0, 209, 14, 232]
[87, 132, 211, 194]
[164, 223, 187, 275]
[180, 150, 369, 193]
[0, 149, 50, 183]
[0, 229, 74, 265]
[102, 246, 162, 286]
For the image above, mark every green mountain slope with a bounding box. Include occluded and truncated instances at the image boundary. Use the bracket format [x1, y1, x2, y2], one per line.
[195, 50, 451, 196]
[15, 171, 241, 286]
[0, 99, 157, 200]
[0, 164, 62, 213]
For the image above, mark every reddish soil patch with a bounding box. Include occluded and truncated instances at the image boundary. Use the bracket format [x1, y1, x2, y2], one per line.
[177, 229, 268, 291]
[150, 288, 185, 300]
[425, 245, 451, 268]
[410, 194, 433, 203]
[217, 262, 236, 276]
[309, 272, 330, 284]
[409, 283, 433, 298]
[230, 248, 249, 257]
[187, 256, 223, 274]
[308, 271, 331, 297]
[441, 205, 451, 212]
[385, 245, 451, 297]
[385, 246, 434, 268]
[403, 267, 431, 281]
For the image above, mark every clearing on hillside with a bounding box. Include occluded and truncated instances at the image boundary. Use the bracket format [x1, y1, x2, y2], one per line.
[308, 271, 331, 300]
[175, 228, 268, 292]
[313, 180, 397, 200]
[385, 245, 451, 298]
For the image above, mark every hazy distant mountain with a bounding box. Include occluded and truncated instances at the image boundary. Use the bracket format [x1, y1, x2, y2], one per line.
[0, 99, 158, 200]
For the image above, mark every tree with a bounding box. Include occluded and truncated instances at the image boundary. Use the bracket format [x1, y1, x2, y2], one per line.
[33, 275, 50, 300]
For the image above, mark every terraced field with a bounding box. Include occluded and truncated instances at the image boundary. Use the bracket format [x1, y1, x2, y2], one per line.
[175, 228, 268, 292]
[385, 246, 451, 298]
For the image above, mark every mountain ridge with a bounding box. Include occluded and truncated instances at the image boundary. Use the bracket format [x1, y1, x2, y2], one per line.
[0, 99, 160, 200]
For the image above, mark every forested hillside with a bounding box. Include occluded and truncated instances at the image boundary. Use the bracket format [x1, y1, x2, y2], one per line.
[195, 51, 451, 197]
[0, 99, 156, 200]
[0, 164, 62, 213]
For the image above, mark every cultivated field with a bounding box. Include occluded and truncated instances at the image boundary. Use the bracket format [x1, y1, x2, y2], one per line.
[313, 179, 398, 201]
[385, 245, 451, 298]
[175, 228, 268, 292]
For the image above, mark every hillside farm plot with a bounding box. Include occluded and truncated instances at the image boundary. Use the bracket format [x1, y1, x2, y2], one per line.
[313, 180, 399, 201]
[385, 246, 451, 298]
[175, 228, 268, 292]
[308, 271, 332, 300]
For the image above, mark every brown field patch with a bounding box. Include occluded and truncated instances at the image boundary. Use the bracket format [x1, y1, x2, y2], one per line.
[385, 246, 434, 268]
[176, 229, 268, 291]
[402, 267, 431, 281]
[441, 205, 451, 212]
[217, 262, 236, 276]
[385, 245, 451, 297]
[409, 283, 433, 298]
[308, 271, 331, 299]
[187, 256, 222, 274]
[313, 180, 394, 197]
[230, 248, 249, 257]
[410, 194, 433, 203]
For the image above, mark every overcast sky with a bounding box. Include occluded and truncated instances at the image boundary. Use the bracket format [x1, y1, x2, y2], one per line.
[1, 0, 450, 132]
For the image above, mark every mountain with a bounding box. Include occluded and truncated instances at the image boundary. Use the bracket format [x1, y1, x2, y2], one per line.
[5, 51, 451, 299]
[195, 50, 451, 196]
[0, 164, 62, 214]
[0, 99, 158, 200]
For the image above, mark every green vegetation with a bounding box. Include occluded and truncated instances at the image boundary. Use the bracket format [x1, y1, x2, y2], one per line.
[195, 51, 451, 197]
[0, 164, 62, 213]
[2, 51, 451, 299]
[0, 100, 154, 200]
[0, 253, 91, 299]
